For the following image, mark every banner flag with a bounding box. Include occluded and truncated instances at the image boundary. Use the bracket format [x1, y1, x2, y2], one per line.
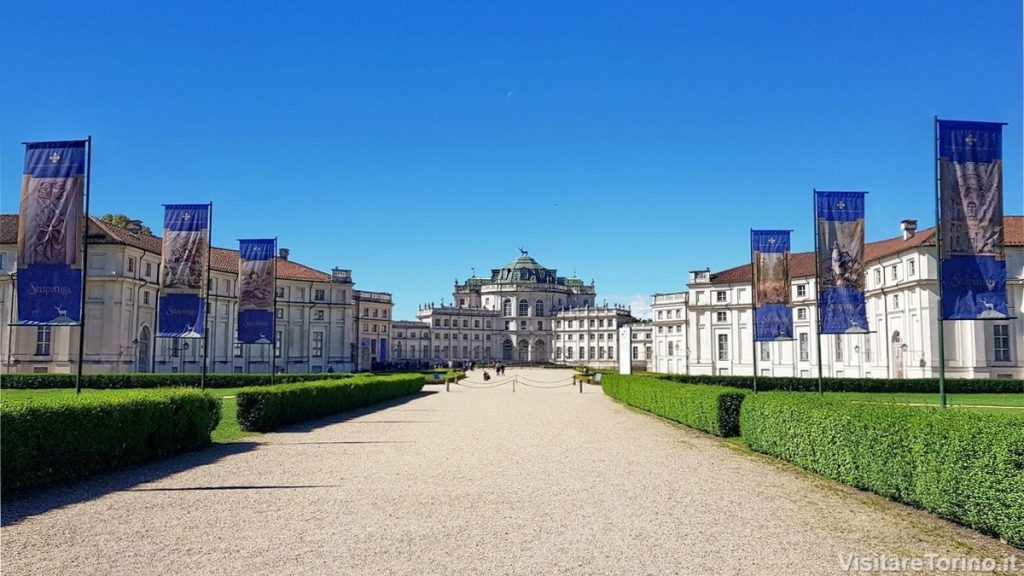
[937, 120, 1007, 319]
[815, 191, 869, 334]
[16, 141, 88, 324]
[238, 239, 276, 344]
[380, 338, 388, 363]
[751, 230, 793, 341]
[158, 204, 210, 337]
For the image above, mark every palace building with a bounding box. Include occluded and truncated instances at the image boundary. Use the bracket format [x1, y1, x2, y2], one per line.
[393, 251, 641, 365]
[0, 215, 390, 374]
[646, 217, 1024, 379]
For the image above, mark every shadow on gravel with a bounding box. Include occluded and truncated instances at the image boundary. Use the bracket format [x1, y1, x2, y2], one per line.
[1, 441, 258, 527]
[265, 440, 412, 445]
[275, 390, 438, 434]
[128, 484, 341, 492]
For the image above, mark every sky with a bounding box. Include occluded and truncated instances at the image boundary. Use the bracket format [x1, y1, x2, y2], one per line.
[2, 0, 1021, 320]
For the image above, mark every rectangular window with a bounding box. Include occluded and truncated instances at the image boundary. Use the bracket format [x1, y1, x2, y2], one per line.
[579, 346, 585, 359]
[566, 347, 573, 359]
[35, 326, 52, 355]
[127, 257, 135, 273]
[434, 319, 440, 327]
[314, 309, 325, 321]
[143, 290, 150, 305]
[607, 346, 614, 359]
[760, 342, 769, 361]
[797, 308, 807, 321]
[908, 259, 916, 277]
[834, 335, 843, 362]
[716, 291, 727, 303]
[632, 346, 638, 360]
[145, 261, 152, 277]
[657, 311, 664, 320]
[796, 285, 806, 298]
[799, 333, 809, 361]
[599, 347, 605, 359]
[994, 325, 1011, 362]
[863, 336, 872, 362]
[892, 294, 900, 309]
[171, 339, 180, 358]
[589, 346, 595, 359]
[474, 320, 480, 328]
[874, 269, 882, 286]
[313, 331, 324, 358]
[716, 311, 727, 323]
[890, 265, 898, 281]
[275, 331, 282, 357]
[314, 289, 325, 301]
[717, 334, 728, 361]
[234, 342, 242, 357]
[373, 309, 379, 318]
[462, 319, 468, 328]
[519, 320, 526, 330]
[485, 321, 492, 329]
[276, 308, 284, 319]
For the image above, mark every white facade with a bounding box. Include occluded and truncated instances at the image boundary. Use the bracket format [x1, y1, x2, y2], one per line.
[0, 215, 392, 375]
[354, 290, 393, 370]
[650, 218, 1024, 379]
[552, 306, 635, 370]
[651, 292, 689, 374]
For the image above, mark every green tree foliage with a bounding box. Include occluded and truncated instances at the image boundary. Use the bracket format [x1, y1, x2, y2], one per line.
[100, 213, 153, 235]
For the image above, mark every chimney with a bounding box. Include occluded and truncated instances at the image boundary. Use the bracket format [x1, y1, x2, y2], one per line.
[125, 219, 143, 236]
[279, 248, 290, 261]
[900, 219, 917, 240]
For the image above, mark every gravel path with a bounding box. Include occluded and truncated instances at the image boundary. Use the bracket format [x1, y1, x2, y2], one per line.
[2, 368, 1018, 575]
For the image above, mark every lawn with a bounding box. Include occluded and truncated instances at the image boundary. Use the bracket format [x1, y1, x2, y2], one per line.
[824, 391, 1024, 413]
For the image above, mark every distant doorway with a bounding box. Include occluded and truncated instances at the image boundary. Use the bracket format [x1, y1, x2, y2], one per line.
[518, 340, 529, 362]
[502, 339, 514, 361]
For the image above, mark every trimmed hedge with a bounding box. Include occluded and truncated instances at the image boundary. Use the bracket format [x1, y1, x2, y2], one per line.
[657, 373, 1023, 394]
[601, 374, 746, 437]
[740, 393, 1024, 547]
[1, 389, 222, 493]
[0, 372, 354, 390]
[236, 374, 425, 432]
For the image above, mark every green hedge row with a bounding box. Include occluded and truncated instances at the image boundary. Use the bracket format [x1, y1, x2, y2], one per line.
[601, 373, 746, 437]
[0, 372, 354, 390]
[236, 374, 425, 432]
[0, 389, 221, 493]
[740, 393, 1024, 547]
[657, 373, 1023, 394]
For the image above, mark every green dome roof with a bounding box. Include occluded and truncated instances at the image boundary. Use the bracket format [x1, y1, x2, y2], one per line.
[491, 252, 556, 284]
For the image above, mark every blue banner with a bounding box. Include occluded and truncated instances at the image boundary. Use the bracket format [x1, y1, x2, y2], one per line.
[380, 338, 388, 363]
[937, 120, 1007, 319]
[17, 140, 87, 324]
[815, 191, 869, 334]
[159, 204, 210, 337]
[158, 293, 206, 338]
[238, 239, 276, 344]
[751, 230, 793, 341]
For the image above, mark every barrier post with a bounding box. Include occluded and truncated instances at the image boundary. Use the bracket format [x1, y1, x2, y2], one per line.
[446, 379, 450, 392]
[579, 376, 583, 394]
[513, 375, 516, 393]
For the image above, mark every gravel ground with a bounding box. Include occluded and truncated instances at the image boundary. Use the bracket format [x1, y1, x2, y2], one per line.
[2, 368, 1019, 575]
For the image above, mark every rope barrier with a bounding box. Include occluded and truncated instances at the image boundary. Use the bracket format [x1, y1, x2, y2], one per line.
[452, 378, 513, 389]
[514, 375, 577, 386]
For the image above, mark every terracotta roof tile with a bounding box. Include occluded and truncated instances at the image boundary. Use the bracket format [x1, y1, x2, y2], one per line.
[1, 214, 330, 282]
[710, 216, 1022, 285]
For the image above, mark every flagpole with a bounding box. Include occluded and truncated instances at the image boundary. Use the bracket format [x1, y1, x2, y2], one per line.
[933, 117, 947, 408]
[750, 229, 758, 393]
[271, 237, 278, 384]
[813, 189, 824, 395]
[76, 136, 92, 395]
[201, 202, 212, 390]
[151, 263, 160, 373]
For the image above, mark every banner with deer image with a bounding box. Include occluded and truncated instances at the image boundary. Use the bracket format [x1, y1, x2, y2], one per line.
[237, 238, 276, 344]
[937, 119, 1007, 319]
[815, 191, 868, 334]
[751, 230, 793, 341]
[158, 204, 210, 337]
[17, 140, 87, 324]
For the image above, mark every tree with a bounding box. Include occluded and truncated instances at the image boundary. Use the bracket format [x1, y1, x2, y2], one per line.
[100, 213, 153, 236]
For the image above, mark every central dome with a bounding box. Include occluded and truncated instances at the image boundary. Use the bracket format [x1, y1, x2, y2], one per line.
[491, 252, 556, 284]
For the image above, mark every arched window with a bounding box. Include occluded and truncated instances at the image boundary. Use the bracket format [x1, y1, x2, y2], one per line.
[518, 299, 529, 316]
[502, 299, 512, 316]
[535, 300, 545, 317]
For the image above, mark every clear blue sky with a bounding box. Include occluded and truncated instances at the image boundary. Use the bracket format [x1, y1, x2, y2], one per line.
[2, 0, 1021, 319]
